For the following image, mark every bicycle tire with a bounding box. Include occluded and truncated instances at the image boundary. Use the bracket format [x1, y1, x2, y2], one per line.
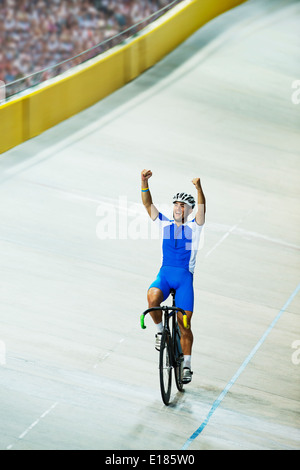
[173, 322, 184, 392]
[159, 330, 172, 405]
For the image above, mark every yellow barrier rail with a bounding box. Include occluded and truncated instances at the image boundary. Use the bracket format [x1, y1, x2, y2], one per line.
[0, 0, 245, 154]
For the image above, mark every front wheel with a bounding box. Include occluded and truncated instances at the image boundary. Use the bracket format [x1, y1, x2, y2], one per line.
[159, 330, 172, 405]
[174, 320, 184, 392]
[174, 356, 184, 392]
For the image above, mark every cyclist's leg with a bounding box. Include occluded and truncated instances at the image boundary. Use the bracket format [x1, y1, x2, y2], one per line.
[172, 270, 194, 374]
[147, 269, 170, 326]
[177, 310, 194, 356]
[177, 307, 194, 383]
[147, 287, 164, 325]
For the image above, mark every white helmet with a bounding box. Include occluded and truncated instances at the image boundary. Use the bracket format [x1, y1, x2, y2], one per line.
[173, 192, 195, 209]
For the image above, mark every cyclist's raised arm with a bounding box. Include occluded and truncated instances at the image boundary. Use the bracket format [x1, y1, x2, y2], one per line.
[192, 177, 206, 226]
[141, 169, 159, 221]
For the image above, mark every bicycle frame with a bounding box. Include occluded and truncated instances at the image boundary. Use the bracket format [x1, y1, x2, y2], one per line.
[140, 290, 189, 404]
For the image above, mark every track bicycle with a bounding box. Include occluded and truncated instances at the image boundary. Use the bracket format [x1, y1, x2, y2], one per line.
[140, 289, 189, 406]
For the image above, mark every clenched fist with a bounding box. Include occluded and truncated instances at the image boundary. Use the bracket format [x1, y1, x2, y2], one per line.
[141, 169, 153, 182]
[192, 178, 201, 190]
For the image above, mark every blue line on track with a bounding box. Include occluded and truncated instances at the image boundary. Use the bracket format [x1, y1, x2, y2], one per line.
[181, 282, 300, 450]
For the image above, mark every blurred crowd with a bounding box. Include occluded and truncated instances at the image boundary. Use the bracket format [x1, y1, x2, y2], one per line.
[0, 0, 180, 97]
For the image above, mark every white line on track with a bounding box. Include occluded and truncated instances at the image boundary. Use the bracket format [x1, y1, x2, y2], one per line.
[6, 402, 58, 450]
[204, 221, 241, 258]
[204, 209, 254, 258]
[93, 337, 125, 369]
[5, 336, 126, 448]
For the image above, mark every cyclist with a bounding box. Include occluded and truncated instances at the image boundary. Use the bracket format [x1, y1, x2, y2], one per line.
[141, 169, 206, 384]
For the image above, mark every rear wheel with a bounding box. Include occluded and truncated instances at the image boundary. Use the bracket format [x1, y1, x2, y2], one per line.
[159, 330, 172, 405]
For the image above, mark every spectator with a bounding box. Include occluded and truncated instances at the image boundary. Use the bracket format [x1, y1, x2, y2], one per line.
[0, 0, 181, 98]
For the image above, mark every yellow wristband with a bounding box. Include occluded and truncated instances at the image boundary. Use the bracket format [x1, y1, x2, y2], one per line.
[141, 187, 149, 192]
